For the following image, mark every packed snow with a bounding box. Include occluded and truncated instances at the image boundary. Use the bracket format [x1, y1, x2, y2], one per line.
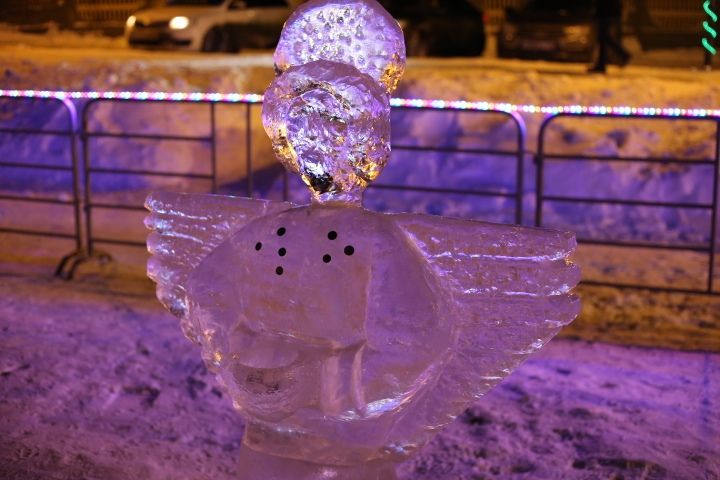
[0, 274, 717, 479]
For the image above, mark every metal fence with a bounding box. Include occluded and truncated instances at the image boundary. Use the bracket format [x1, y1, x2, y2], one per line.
[0, 96, 84, 279]
[373, 106, 526, 225]
[535, 112, 719, 295]
[0, 93, 718, 296]
[80, 98, 222, 260]
[0, 95, 525, 278]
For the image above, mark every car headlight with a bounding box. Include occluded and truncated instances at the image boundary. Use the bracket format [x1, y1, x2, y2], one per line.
[169, 16, 190, 30]
[126, 15, 136, 28]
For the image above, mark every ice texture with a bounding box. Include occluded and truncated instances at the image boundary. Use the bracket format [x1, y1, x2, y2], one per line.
[262, 60, 391, 201]
[145, 193, 292, 342]
[274, 0, 406, 94]
[145, 192, 580, 479]
[145, 1, 579, 478]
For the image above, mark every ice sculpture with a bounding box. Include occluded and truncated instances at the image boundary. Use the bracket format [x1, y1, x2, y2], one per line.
[273, 0, 406, 93]
[145, 1, 580, 478]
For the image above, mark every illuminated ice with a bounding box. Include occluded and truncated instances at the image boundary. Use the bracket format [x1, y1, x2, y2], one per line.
[262, 60, 391, 201]
[145, 1, 580, 478]
[274, 0, 406, 94]
[146, 192, 580, 478]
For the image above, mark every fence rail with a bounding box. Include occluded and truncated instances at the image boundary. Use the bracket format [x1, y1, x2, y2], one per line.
[535, 112, 719, 295]
[80, 98, 222, 257]
[0, 92, 718, 296]
[377, 106, 525, 225]
[0, 96, 84, 278]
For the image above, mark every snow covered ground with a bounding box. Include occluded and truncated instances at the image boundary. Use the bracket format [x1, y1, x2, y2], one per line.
[0, 274, 717, 480]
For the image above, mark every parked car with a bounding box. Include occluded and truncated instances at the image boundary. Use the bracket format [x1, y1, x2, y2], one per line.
[498, 0, 596, 63]
[125, 0, 293, 52]
[379, 0, 486, 57]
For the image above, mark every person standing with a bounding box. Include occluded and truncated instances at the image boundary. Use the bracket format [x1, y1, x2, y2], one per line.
[589, 0, 631, 73]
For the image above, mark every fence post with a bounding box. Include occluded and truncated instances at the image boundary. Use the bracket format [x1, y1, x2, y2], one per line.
[210, 102, 218, 194]
[510, 111, 526, 225]
[709, 120, 720, 292]
[534, 115, 552, 228]
[55, 97, 89, 279]
[246, 102, 253, 198]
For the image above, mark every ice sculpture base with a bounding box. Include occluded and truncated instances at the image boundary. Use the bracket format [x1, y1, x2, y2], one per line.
[238, 442, 398, 480]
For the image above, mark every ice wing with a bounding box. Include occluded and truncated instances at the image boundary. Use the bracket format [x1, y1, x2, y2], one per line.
[391, 213, 581, 431]
[144, 191, 292, 341]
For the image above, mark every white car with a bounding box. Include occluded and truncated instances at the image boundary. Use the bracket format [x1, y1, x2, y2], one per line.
[125, 0, 296, 52]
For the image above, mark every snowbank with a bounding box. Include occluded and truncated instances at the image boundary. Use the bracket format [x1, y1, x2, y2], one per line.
[0, 40, 719, 292]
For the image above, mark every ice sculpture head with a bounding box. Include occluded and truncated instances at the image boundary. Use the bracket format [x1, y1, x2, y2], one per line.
[263, 0, 405, 202]
[262, 61, 391, 201]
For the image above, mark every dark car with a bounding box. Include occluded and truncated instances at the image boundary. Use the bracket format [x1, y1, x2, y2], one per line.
[498, 0, 596, 63]
[379, 0, 486, 57]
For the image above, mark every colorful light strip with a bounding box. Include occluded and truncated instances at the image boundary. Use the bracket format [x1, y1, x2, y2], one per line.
[388, 98, 720, 118]
[1, 89, 719, 118]
[703, 0, 718, 56]
[0, 89, 264, 104]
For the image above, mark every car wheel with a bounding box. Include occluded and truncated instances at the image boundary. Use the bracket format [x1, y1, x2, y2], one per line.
[201, 27, 230, 53]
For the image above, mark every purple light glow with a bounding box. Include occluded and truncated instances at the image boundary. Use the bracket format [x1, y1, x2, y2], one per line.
[0, 89, 718, 118]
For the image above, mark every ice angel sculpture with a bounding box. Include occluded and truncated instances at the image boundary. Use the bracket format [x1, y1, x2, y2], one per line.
[145, 1, 580, 478]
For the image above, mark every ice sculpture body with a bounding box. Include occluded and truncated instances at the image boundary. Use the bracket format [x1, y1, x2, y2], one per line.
[146, 192, 579, 478]
[145, 1, 580, 478]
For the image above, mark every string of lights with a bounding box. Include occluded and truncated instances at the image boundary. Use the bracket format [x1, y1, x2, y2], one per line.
[703, 0, 718, 56]
[1, 88, 719, 118]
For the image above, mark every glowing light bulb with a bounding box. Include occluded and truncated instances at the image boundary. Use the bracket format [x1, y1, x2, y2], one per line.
[169, 16, 190, 30]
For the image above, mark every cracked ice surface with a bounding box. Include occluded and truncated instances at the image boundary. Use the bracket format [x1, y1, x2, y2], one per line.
[145, 189, 580, 476]
[262, 60, 391, 199]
